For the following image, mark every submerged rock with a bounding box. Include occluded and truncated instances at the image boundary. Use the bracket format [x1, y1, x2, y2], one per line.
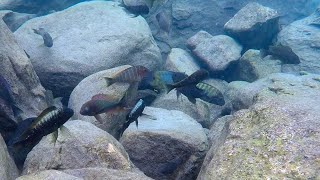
[0, 10, 36, 32]
[237, 49, 282, 82]
[276, 7, 320, 74]
[224, 2, 280, 49]
[23, 120, 134, 175]
[63, 168, 153, 180]
[198, 73, 320, 179]
[188, 32, 242, 73]
[0, 19, 47, 119]
[165, 48, 200, 75]
[14, 1, 161, 98]
[17, 170, 81, 180]
[121, 107, 208, 180]
[0, 135, 19, 180]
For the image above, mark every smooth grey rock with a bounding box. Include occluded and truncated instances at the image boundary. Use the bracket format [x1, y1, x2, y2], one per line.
[190, 34, 242, 73]
[63, 167, 153, 180]
[0, 135, 19, 180]
[23, 120, 134, 175]
[237, 49, 282, 82]
[224, 2, 280, 49]
[17, 170, 81, 180]
[145, 0, 319, 56]
[198, 115, 233, 178]
[123, 0, 150, 14]
[14, 1, 161, 98]
[121, 107, 208, 180]
[198, 73, 320, 179]
[165, 48, 200, 75]
[186, 31, 213, 50]
[276, 7, 320, 74]
[0, 10, 36, 32]
[68, 65, 131, 139]
[0, 19, 47, 119]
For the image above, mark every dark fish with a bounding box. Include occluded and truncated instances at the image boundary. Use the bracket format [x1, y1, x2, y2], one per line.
[8, 106, 73, 169]
[123, 1, 150, 14]
[33, 28, 53, 47]
[139, 71, 187, 92]
[104, 66, 150, 86]
[160, 157, 183, 175]
[166, 69, 209, 93]
[268, 45, 300, 64]
[10, 106, 74, 145]
[156, 11, 171, 35]
[119, 99, 146, 137]
[80, 94, 122, 116]
[176, 82, 225, 106]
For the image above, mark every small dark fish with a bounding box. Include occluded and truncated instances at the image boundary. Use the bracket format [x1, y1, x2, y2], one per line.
[8, 106, 73, 169]
[139, 71, 187, 92]
[10, 106, 74, 144]
[166, 69, 209, 93]
[160, 157, 183, 175]
[33, 28, 53, 47]
[176, 82, 225, 106]
[268, 45, 300, 64]
[156, 11, 171, 35]
[104, 66, 150, 86]
[119, 99, 146, 137]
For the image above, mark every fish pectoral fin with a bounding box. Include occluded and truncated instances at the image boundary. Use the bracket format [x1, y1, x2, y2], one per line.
[135, 119, 138, 128]
[141, 113, 157, 120]
[51, 130, 59, 145]
[176, 90, 181, 100]
[187, 97, 197, 104]
[94, 114, 104, 124]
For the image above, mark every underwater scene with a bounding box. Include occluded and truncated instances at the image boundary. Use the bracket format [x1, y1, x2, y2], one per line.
[0, 0, 320, 179]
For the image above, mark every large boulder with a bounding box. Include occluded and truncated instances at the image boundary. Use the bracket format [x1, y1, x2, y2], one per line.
[68, 65, 131, 139]
[188, 32, 242, 73]
[145, 0, 319, 55]
[22, 120, 134, 175]
[0, 135, 19, 180]
[121, 107, 208, 180]
[165, 48, 200, 75]
[198, 73, 320, 179]
[63, 168, 153, 180]
[224, 2, 280, 49]
[276, 7, 320, 74]
[14, 1, 162, 98]
[17, 170, 81, 180]
[237, 49, 282, 82]
[0, 19, 47, 119]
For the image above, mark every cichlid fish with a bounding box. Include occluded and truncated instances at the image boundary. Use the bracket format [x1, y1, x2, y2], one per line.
[10, 106, 74, 145]
[8, 106, 73, 169]
[104, 66, 150, 86]
[176, 82, 225, 106]
[119, 99, 146, 137]
[33, 28, 53, 47]
[166, 69, 209, 93]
